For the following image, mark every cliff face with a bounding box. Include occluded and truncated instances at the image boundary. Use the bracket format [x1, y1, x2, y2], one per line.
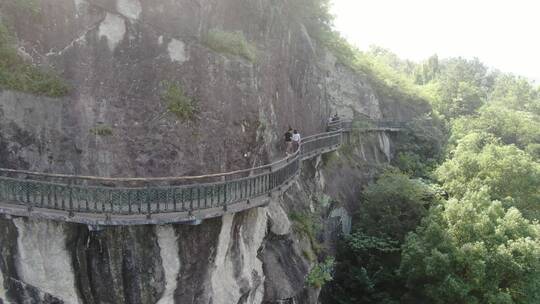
[0, 0, 402, 176]
[0, 0, 426, 303]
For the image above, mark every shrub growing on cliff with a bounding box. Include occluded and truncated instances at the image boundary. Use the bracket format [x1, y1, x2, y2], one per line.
[203, 29, 257, 62]
[89, 125, 113, 136]
[307, 256, 335, 288]
[161, 82, 197, 122]
[0, 22, 69, 97]
[290, 211, 322, 252]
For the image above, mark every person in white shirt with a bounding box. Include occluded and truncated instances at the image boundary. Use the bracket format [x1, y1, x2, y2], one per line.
[292, 130, 301, 152]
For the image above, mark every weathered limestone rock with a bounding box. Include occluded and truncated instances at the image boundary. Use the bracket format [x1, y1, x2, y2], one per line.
[13, 218, 81, 304]
[0, 0, 430, 303]
[98, 12, 126, 51]
[266, 199, 291, 236]
[156, 226, 181, 304]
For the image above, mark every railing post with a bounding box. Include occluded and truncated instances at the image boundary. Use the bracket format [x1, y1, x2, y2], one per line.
[224, 183, 228, 207]
[25, 182, 32, 212]
[189, 187, 194, 216]
[223, 183, 228, 211]
[68, 179, 74, 217]
[146, 184, 152, 219]
[172, 188, 177, 212]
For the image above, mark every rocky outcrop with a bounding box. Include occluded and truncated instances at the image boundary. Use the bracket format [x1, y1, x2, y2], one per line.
[0, 0, 406, 176]
[0, 0, 429, 303]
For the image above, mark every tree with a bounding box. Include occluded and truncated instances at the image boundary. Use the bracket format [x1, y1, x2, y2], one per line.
[428, 57, 493, 119]
[435, 132, 540, 218]
[400, 190, 540, 303]
[322, 172, 440, 304]
[413, 55, 440, 85]
[357, 171, 437, 242]
[450, 105, 540, 152]
[392, 114, 447, 178]
[490, 74, 540, 114]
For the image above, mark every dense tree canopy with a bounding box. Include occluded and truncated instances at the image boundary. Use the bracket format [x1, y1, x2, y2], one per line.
[490, 74, 540, 114]
[400, 190, 540, 303]
[435, 132, 540, 217]
[450, 106, 540, 152]
[324, 171, 439, 304]
[357, 171, 437, 241]
[310, 7, 540, 302]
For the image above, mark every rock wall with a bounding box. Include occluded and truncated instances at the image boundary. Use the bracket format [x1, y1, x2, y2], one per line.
[0, 0, 404, 175]
[0, 0, 430, 303]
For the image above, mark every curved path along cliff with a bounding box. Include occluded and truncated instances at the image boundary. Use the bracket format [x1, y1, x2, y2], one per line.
[0, 120, 404, 227]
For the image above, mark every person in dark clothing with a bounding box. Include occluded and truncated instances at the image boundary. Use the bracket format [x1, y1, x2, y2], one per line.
[284, 127, 293, 155]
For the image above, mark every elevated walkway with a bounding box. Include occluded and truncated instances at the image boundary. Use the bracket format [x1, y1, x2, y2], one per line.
[0, 120, 404, 226]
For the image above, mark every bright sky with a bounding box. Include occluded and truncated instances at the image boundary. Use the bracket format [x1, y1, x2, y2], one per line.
[331, 0, 540, 83]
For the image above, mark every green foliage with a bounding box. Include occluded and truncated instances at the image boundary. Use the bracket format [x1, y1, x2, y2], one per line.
[289, 211, 321, 251]
[391, 114, 447, 177]
[322, 231, 404, 304]
[314, 192, 331, 207]
[436, 132, 540, 218]
[525, 143, 540, 160]
[355, 51, 432, 104]
[345, 232, 400, 254]
[490, 74, 540, 114]
[289, 0, 333, 45]
[303, 248, 317, 262]
[0, 22, 69, 97]
[412, 54, 440, 85]
[450, 105, 540, 152]
[10, 0, 41, 16]
[290, 2, 540, 303]
[203, 29, 257, 62]
[293, 5, 431, 107]
[427, 57, 493, 119]
[323, 172, 439, 304]
[307, 256, 335, 288]
[400, 190, 540, 303]
[89, 125, 113, 136]
[161, 82, 197, 122]
[357, 171, 437, 242]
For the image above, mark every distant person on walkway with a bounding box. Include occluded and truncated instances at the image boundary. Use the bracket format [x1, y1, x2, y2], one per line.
[292, 129, 301, 152]
[284, 127, 293, 155]
[327, 113, 340, 131]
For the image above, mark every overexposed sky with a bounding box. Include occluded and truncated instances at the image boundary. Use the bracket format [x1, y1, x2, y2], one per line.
[331, 0, 540, 82]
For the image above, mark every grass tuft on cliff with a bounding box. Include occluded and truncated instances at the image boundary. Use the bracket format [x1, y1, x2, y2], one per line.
[89, 125, 113, 136]
[161, 82, 198, 122]
[203, 29, 257, 62]
[0, 22, 69, 97]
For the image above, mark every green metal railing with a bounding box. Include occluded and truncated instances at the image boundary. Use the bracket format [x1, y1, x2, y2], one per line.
[335, 120, 407, 131]
[0, 119, 402, 220]
[0, 155, 301, 217]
